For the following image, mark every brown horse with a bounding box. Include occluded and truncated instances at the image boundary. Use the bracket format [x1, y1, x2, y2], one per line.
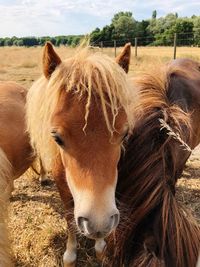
[26, 42, 135, 266]
[104, 58, 200, 267]
[0, 81, 34, 266]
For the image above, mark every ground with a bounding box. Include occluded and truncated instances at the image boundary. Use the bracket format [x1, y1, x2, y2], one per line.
[0, 45, 199, 266]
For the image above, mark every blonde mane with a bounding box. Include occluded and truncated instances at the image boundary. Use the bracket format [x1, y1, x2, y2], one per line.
[26, 47, 137, 170]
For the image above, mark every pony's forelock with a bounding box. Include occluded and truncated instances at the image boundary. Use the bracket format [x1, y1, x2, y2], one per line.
[51, 48, 135, 132]
[26, 47, 137, 170]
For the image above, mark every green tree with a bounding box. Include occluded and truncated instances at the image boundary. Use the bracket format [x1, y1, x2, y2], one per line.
[4, 38, 12, 46]
[136, 20, 152, 45]
[167, 18, 194, 45]
[67, 36, 73, 46]
[0, 38, 4, 46]
[148, 13, 178, 45]
[193, 16, 200, 45]
[111, 12, 136, 40]
[71, 36, 81, 47]
[152, 10, 157, 19]
[13, 39, 24, 46]
[111, 12, 132, 24]
[22, 37, 38, 46]
[49, 37, 56, 45]
[90, 28, 102, 44]
[101, 25, 114, 41]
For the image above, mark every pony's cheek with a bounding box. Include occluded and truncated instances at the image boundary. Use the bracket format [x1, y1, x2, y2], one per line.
[59, 152, 78, 198]
[59, 149, 68, 168]
[64, 168, 76, 200]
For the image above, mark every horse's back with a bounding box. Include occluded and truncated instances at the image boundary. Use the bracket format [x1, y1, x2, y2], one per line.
[167, 59, 200, 147]
[168, 58, 200, 107]
[0, 81, 33, 178]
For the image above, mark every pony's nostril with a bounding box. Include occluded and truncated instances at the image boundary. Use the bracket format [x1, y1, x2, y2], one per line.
[77, 214, 119, 238]
[77, 216, 89, 231]
[110, 213, 120, 229]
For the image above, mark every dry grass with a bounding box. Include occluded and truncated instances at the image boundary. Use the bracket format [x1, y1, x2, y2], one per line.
[0, 45, 199, 266]
[177, 146, 200, 223]
[103, 46, 200, 77]
[0, 46, 75, 88]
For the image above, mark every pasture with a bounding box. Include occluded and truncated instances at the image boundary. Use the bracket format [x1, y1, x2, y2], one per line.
[0, 45, 200, 267]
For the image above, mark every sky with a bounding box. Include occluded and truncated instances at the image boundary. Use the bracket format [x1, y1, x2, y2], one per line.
[0, 0, 200, 37]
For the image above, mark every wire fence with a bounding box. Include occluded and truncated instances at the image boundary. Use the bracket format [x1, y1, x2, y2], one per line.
[91, 32, 200, 59]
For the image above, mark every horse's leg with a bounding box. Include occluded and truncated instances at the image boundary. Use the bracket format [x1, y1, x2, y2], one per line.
[0, 203, 13, 267]
[55, 182, 77, 267]
[0, 149, 13, 267]
[63, 231, 77, 267]
[95, 238, 106, 260]
[52, 155, 77, 267]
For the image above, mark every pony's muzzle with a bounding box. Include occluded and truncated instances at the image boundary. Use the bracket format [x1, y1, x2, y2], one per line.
[77, 212, 119, 239]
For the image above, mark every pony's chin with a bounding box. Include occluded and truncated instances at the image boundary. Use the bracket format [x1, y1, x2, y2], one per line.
[82, 231, 110, 240]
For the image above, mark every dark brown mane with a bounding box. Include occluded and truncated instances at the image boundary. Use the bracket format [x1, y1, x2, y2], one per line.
[104, 59, 200, 267]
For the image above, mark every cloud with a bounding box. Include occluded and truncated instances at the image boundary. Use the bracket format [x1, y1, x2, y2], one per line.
[0, 0, 199, 37]
[132, 0, 200, 18]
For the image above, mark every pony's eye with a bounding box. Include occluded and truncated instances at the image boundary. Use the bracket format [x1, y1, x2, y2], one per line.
[54, 135, 64, 146]
[51, 131, 64, 147]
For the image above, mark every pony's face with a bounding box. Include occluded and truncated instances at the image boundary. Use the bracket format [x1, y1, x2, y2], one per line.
[51, 92, 128, 239]
[43, 42, 131, 239]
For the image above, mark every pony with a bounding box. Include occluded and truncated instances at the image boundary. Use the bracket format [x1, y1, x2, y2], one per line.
[0, 81, 34, 266]
[26, 42, 136, 267]
[104, 58, 200, 267]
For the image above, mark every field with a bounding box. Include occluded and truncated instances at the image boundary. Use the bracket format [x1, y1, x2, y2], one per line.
[0, 45, 200, 267]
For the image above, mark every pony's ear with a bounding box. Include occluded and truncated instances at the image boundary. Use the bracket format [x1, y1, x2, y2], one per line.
[43, 42, 61, 79]
[116, 42, 131, 73]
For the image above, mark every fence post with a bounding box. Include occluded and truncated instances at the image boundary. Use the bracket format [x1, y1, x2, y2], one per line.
[100, 41, 103, 52]
[135, 37, 138, 57]
[114, 40, 117, 57]
[173, 33, 177, 59]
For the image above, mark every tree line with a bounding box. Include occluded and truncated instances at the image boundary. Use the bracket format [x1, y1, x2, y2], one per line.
[0, 35, 83, 47]
[90, 11, 200, 47]
[1, 11, 200, 47]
